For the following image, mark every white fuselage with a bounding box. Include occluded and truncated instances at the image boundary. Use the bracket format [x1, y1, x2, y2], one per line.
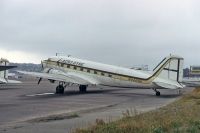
[42, 56, 160, 89]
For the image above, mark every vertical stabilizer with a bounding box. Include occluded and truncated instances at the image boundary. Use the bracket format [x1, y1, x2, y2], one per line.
[153, 55, 184, 83]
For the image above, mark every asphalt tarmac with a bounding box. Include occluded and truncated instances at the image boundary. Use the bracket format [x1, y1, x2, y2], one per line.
[0, 79, 192, 133]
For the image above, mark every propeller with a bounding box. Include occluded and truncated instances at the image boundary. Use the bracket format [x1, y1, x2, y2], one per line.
[41, 61, 44, 69]
[38, 61, 44, 85]
[38, 78, 42, 85]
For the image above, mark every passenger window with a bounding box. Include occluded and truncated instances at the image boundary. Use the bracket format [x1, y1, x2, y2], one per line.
[74, 66, 77, 70]
[67, 65, 70, 68]
[94, 71, 97, 74]
[87, 69, 90, 73]
[101, 72, 105, 76]
[80, 68, 83, 71]
[109, 74, 112, 77]
[104, 73, 108, 77]
[90, 70, 94, 73]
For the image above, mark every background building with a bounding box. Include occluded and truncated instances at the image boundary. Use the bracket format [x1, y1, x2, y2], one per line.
[183, 66, 200, 78]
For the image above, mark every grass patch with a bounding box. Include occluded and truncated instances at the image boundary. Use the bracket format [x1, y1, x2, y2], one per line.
[75, 88, 200, 133]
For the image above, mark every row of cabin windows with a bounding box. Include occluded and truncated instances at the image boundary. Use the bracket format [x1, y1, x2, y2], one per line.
[63, 64, 112, 78]
[50, 62, 113, 78]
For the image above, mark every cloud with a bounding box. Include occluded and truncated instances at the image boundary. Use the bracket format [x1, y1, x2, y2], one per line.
[0, 0, 199, 68]
[0, 48, 42, 63]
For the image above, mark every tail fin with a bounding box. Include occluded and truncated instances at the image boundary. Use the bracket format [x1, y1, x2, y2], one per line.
[152, 55, 184, 83]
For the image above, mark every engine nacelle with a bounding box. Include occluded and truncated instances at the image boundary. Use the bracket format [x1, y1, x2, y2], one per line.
[48, 69, 64, 75]
[48, 79, 55, 83]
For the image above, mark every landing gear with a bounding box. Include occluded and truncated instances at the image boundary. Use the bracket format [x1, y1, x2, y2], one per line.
[79, 85, 87, 93]
[153, 88, 161, 96]
[177, 89, 181, 95]
[156, 91, 160, 96]
[56, 85, 65, 94]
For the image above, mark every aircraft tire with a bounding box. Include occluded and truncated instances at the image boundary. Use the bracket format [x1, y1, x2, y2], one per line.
[156, 91, 160, 96]
[56, 85, 64, 94]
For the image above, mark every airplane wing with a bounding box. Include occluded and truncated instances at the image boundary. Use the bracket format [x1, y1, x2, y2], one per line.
[0, 66, 17, 71]
[18, 71, 98, 85]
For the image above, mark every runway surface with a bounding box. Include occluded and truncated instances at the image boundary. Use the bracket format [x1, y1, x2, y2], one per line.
[0, 79, 192, 133]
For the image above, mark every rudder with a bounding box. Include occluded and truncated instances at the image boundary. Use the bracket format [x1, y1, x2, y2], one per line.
[153, 55, 184, 83]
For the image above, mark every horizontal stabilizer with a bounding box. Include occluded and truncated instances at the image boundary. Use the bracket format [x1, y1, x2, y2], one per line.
[154, 81, 184, 89]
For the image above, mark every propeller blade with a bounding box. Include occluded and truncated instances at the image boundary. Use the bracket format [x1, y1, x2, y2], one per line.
[41, 61, 44, 69]
[38, 78, 42, 85]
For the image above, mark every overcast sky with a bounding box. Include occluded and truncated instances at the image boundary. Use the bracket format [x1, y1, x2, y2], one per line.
[0, 0, 199, 69]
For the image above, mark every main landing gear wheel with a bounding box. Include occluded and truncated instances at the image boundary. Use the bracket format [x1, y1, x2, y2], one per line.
[153, 88, 161, 96]
[79, 85, 87, 93]
[56, 85, 65, 94]
[156, 91, 160, 96]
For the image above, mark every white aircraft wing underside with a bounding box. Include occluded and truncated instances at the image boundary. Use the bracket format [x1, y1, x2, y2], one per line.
[18, 71, 97, 85]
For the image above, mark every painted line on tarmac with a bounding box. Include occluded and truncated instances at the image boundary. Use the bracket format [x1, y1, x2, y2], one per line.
[26, 93, 55, 97]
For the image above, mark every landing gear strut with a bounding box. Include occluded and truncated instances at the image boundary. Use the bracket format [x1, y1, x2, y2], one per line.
[153, 88, 161, 96]
[79, 85, 87, 93]
[56, 85, 64, 94]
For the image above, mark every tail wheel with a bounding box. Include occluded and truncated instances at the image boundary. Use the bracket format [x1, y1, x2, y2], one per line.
[56, 85, 65, 94]
[153, 88, 161, 96]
